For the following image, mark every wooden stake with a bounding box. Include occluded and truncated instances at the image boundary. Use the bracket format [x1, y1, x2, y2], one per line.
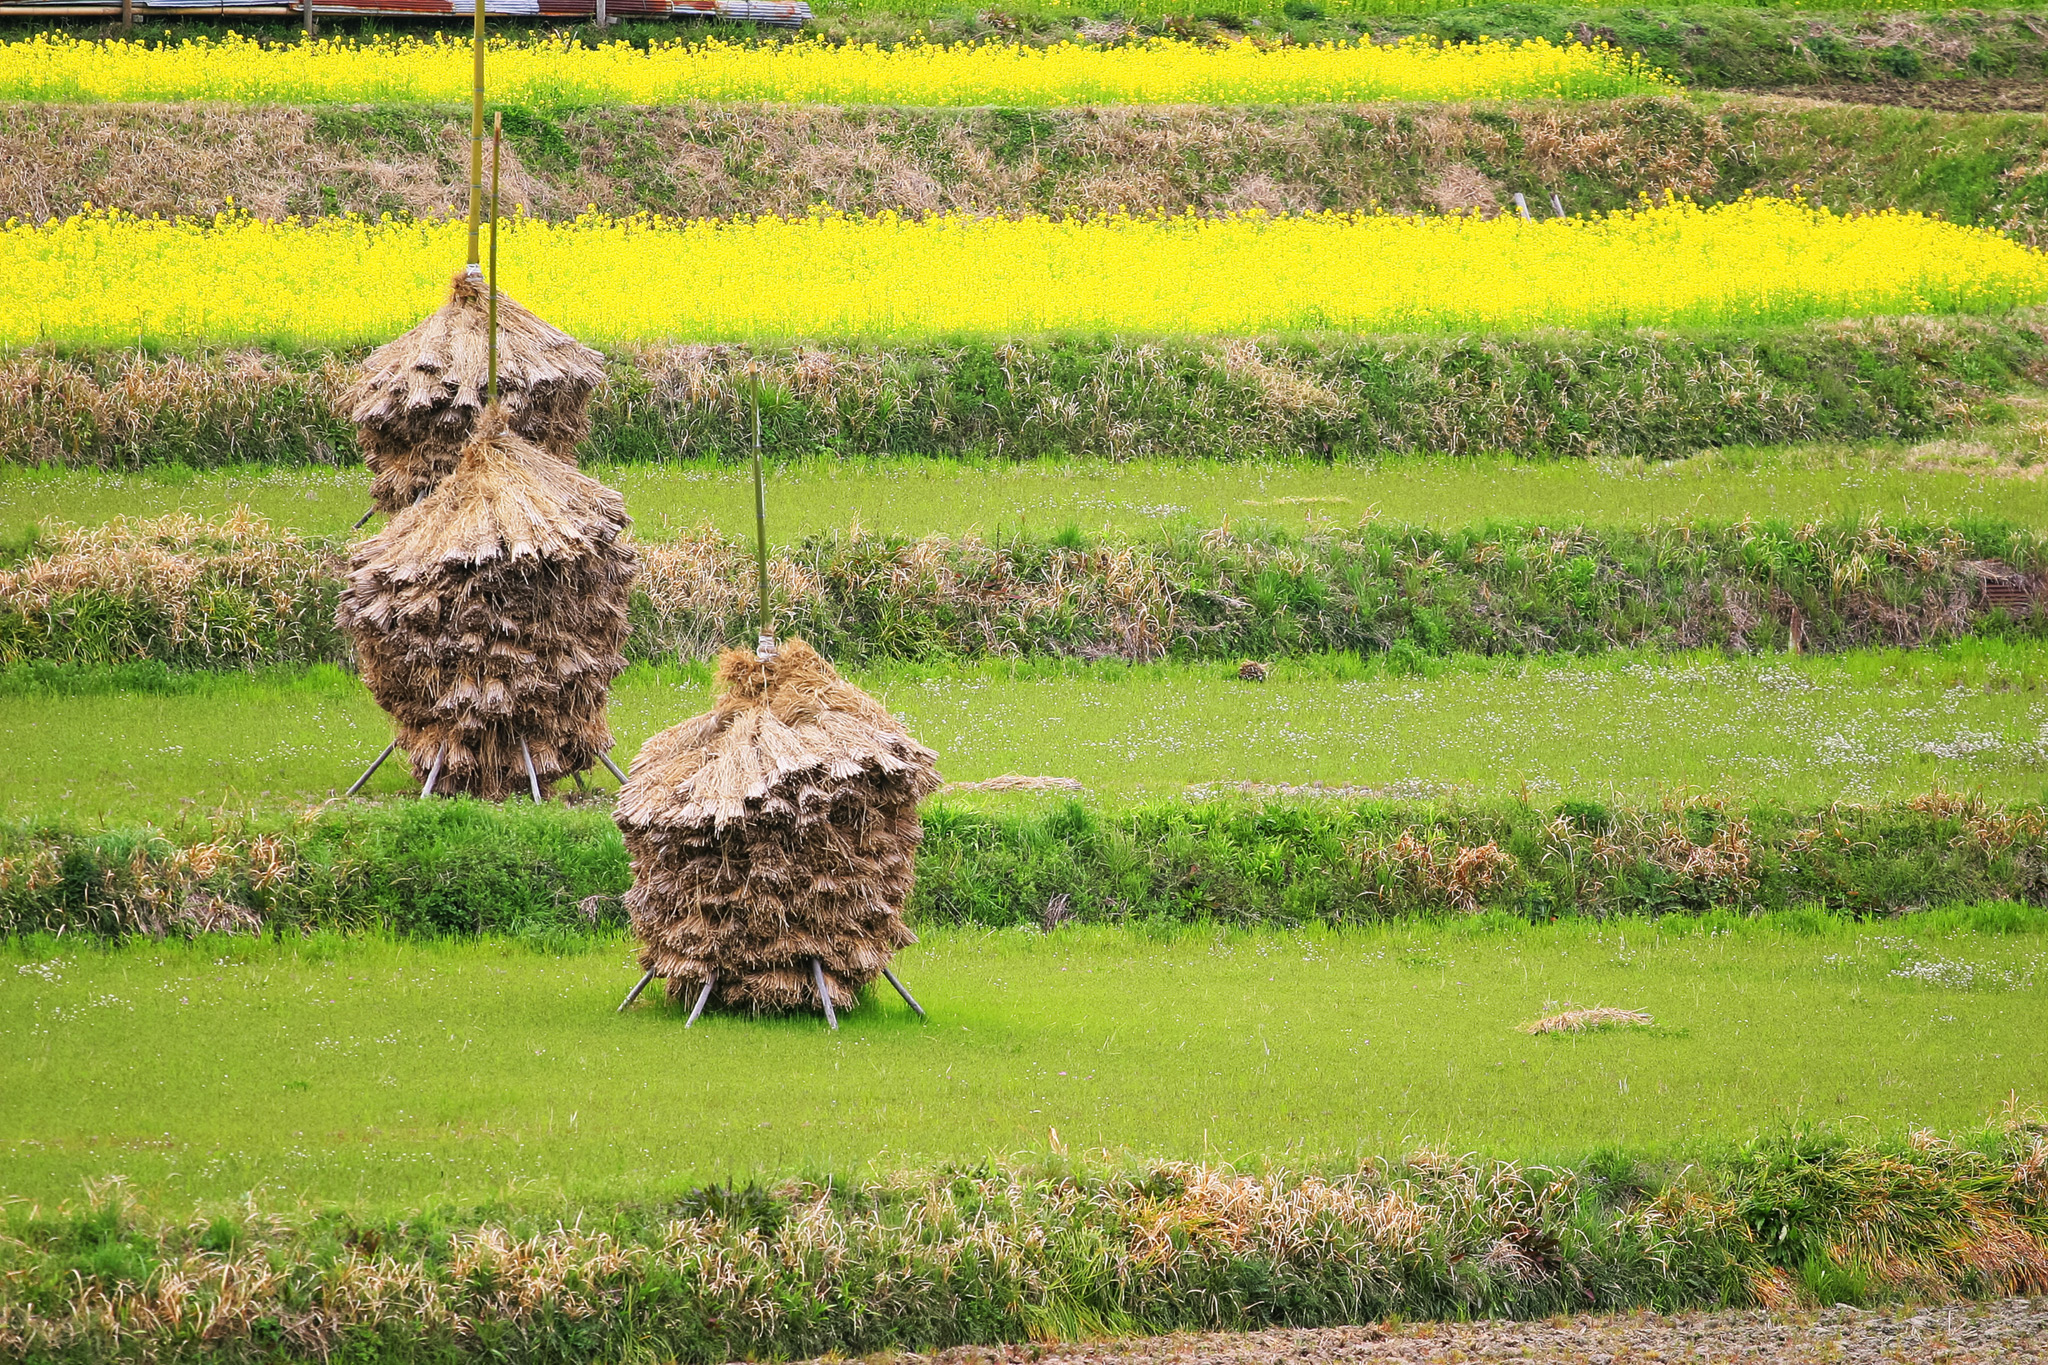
[811, 959, 838, 1030]
[420, 738, 449, 797]
[617, 969, 655, 1012]
[880, 966, 926, 1021]
[598, 751, 628, 783]
[595, 0, 607, 26]
[350, 506, 376, 531]
[685, 975, 716, 1027]
[120, 0, 133, 34]
[520, 736, 542, 802]
[303, 0, 315, 37]
[344, 740, 398, 798]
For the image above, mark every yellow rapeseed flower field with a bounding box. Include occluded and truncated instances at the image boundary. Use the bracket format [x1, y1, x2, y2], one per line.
[5, 199, 2042, 348]
[0, 32, 1669, 105]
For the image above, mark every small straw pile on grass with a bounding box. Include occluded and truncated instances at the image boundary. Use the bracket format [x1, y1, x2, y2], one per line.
[1522, 1007, 1654, 1035]
[337, 403, 635, 799]
[346, 269, 605, 513]
[615, 639, 941, 1014]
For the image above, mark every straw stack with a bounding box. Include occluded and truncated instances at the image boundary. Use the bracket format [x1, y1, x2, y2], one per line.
[346, 269, 606, 513]
[614, 640, 941, 1014]
[337, 403, 635, 799]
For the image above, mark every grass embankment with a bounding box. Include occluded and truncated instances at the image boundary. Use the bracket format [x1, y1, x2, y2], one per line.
[5, 511, 2040, 670]
[9, 315, 2040, 469]
[3, 914, 2043, 1206]
[14, 97, 2048, 243]
[3, 653, 2044, 929]
[8, 441, 2047, 546]
[3, 1128, 2047, 1364]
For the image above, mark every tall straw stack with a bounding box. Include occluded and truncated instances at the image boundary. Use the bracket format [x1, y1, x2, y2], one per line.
[615, 640, 941, 1014]
[345, 270, 606, 513]
[337, 403, 635, 799]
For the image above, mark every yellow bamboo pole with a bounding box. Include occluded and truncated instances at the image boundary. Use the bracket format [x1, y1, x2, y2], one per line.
[466, 0, 486, 268]
[488, 111, 502, 403]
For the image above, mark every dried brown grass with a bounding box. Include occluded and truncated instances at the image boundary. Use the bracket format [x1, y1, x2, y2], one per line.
[0, 100, 1725, 225]
[336, 405, 635, 799]
[614, 638, 940, 1014]
[345, 270, 605, 512]
[1522, 1007, 1654, 1035]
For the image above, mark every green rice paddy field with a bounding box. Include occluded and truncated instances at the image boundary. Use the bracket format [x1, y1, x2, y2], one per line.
[3, 440, 2044, 549]
[5, 641, 2045, 823]
[4, 912, 2043, 1211]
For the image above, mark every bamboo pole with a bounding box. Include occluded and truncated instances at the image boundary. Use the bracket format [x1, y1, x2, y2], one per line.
[520, 735, 541, 802]
[617, 969, 656, 1012]
[488, 110, 502, 402]
[598, 751, 628, 783]
[421, 738, 449, 797]
[750, 375, 773, 656]
[344, 741, 398, 798]
[880, 966, 926, 1021]
[466, 0, 486, 269]
[685, 975, 716, 1027]
[811, 959, 838, 1030]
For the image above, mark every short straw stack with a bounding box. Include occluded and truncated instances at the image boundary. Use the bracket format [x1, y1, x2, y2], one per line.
[614, 639, 941, 1016]
[344, 272, 605, 514]
[337, 403, 636, 799]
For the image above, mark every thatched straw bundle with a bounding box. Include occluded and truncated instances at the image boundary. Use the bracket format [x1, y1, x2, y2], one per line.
[338, 403, 635, 799]
[615, 640, 941, 1014]
[346, 270, 607, 513]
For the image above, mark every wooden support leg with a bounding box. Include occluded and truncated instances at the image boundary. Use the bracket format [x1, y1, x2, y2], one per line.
[520, 737, 543, 802]
[811, 959, 838, 1031]
[350, 506, 376, 531]
[598, 751, 628, 783]
[685, 975, 716, 1027]
[617, 969, 656, 1013]
[344, 740, 398, 798]
[420, 738, 449, 798]
[573, 770, 587, 792]
[880, 966, 926, 1021]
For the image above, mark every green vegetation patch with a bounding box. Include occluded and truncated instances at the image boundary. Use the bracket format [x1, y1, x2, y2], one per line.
[6, 314, 2042, 470]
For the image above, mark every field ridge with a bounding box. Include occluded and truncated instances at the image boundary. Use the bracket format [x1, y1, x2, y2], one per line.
[8, 789, 2045, 936]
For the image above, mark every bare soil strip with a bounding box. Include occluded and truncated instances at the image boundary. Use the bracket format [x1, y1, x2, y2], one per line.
[850, 1300, 2048, 1365]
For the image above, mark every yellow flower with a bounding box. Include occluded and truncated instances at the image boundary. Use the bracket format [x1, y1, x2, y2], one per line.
[1, 198, 2039, 347]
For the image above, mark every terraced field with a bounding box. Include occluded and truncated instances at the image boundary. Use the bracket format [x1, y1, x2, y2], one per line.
[3, 8, 2047, 1361]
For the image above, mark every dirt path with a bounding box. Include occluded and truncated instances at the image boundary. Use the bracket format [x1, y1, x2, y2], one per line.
[1742, 78, 2048, 111]
[833, 1298, 2048, 1365]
